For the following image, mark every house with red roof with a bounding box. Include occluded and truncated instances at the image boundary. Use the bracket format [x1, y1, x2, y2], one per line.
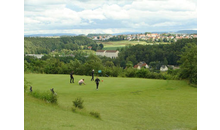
[88, 46, 92, 50]
[134, 61, 149, 69]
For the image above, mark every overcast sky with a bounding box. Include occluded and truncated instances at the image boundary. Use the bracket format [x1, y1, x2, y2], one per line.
[24, 0, 197, 35]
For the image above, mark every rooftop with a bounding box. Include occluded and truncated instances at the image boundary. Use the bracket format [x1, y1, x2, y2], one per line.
[96, 50, 105, 52]
[106, 50, 118, 53]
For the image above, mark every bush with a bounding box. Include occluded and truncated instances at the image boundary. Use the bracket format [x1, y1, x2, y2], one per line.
[161, 73, 173, 80]
[103, 67, 112, 76]
[24, 78, 31, 92]
[29, 90, 58, 104]
[73, 97, 84, 109]
[125, 68, 136, 77]
[112, 66, 122, 77]
[90, 111, 101, 119]
[189, 71, 197, 85]
[136, 68, 150, 78]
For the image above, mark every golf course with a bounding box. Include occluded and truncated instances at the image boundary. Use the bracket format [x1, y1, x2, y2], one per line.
[97, 40, 170, 50]
[24, 74, 197, 130]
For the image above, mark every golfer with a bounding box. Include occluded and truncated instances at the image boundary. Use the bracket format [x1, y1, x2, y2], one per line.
[70, 71, 74, 83]
[95, 76, 100, 90]
[91, 69, 94, 81]
[78, 79, 86, 85]
[50, 88, 55, 94]
[30, 86, 32, 92]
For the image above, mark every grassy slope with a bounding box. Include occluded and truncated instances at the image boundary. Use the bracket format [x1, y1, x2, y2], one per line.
[24, 74, 197, 130]
[97, 40, 170, 50]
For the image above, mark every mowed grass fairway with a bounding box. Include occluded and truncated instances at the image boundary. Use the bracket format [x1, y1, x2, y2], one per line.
[97, 40, 170, 50]
[100, 41, 147, 50]
[24, 74, 197, 130]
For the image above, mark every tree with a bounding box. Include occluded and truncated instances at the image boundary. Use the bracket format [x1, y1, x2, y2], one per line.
[126, 61, 133, 68]
[149, 61, 157, 71]
[178, 43, 197, 84]
[82, 54, 104, 75]
[44, 58, 62, 74]
[149, 61, 161, 72]
[99, 43, 104, 49]
[87, 54, 102, 63]
[145, 32, 151, 35]
[104, 61, 114, 67]
[126, 55, 137, 65]
[68, 59, 81, 74]
[163, 58, 168, 65]
[120, 60, 126, 69]
[24, 60, 31, 72]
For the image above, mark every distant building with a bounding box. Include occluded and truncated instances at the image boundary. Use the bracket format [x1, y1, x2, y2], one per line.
[96, 50, 119, 58]
[25, 54, 44, 59]
[96, 50, 106, 57]
[88, 46, 92, 50]
[134, 61, 149, 69]
[160, 65, 168, 72]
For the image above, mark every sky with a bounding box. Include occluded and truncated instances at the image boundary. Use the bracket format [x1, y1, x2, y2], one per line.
[24, 0, 197, 35]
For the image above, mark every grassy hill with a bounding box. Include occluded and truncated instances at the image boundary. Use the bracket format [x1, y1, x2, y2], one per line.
[97, 40, 170, 50]
[24, 74, 197, 130]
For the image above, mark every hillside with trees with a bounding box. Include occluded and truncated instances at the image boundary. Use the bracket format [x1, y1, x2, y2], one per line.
[117, 38, 197, 66]
[24, 38, 197, 85]
[24, 36, 101, 54]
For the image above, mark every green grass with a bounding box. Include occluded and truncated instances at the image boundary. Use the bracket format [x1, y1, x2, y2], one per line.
[24, 74, 197, 130]
[97, 40, 170, 50]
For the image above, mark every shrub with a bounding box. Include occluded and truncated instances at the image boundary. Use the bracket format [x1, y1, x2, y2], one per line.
[161, 73, 172, 80]
[119, 71, 126, 77]
[24, 78, 31, 92]
[90, 111, 101, 119]
[136, 68, 150, 78]
[112, 66, 123, 77]
[189, 71, 197, 85]
[73, 97, 84, 109]
[29, 90, 58, 104]
[125, 68, 136, 77]
[103, 67, 112, 76]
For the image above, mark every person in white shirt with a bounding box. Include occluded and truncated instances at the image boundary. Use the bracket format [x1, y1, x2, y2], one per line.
[78, 79, 86, 85]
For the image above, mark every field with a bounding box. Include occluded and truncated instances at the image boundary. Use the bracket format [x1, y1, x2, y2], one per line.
[24, 74, 197, 130]
[97, 40, 170, 50]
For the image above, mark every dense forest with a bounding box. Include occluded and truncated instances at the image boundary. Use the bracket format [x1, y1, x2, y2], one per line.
[117, 38, 197, 66]
[87, 34, 111, 38]
[24, 38, 197, 85]
[108, 35, 127, 41]
[24, 36, 103, 54]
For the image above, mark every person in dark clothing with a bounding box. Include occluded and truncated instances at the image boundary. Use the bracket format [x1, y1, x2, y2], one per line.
[30, 86, 32, 92]
[95, 76, 100, 90]
[70, 71, 74, 83]
[91, 69, 94, 81]
[50, 88, 55, 94]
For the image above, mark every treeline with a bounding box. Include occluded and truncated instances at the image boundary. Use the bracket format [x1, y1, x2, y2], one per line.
[24, 36, 102, 54]
[108, 35, 126, 41]
[117, 38, 197, 66]
[87, 34, 111, 38]
[24, 54, 177, 80]
[24, 39, 197, 85]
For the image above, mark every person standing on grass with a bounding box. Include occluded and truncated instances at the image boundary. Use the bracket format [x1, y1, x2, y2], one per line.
[70, 71, 74, 83]
[95, 76, 100, 90]
[78, 79, 86, 85]
[30, 86, 32, 92]
[91, 69, 94, 81]
[50, 88, 55, 94]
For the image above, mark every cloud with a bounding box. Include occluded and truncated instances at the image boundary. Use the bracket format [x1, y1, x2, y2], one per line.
[24, 3, 82, 32]
[24, 0, 197, 35]
[78, 9, 106, 20]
